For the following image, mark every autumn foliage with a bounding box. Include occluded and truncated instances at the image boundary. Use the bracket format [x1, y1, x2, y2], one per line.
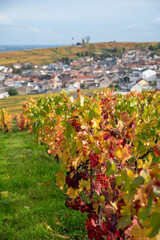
[0, 108, 13, 133]
[16, 113, 31, 131]
[22, 89, 160, 239]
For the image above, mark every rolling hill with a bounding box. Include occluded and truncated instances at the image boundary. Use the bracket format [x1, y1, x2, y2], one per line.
[0, 42, 159, 66]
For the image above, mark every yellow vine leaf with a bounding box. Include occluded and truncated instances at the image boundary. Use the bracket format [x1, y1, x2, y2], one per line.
[91, 118, 100, 129]
[130, 224, 158, 240]
[116, 147, 131, 164]
[57, 147, 63, 159]
[71, 109, 80, 117]
[79, 179, 90, 193]
[67, 188, 79, 199]
[140, 169, 150, 182]
[55, 170, 66, 190]
[60, 151, 69, 166]
[137, 159, 143, 168]
[0, 191, 8, 195]
[110, 201, 118, 212]
[72, 153, 82, 169]
[127, 168, 134, 178]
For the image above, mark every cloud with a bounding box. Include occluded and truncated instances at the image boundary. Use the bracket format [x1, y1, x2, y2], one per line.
[0, 14, 12, 25]
[124, 22, 155, 32]
[15, 27, 23, 31]
[125, 22, 143, 30]
[28, 26, 58, 36]
[15, 26, 58, 38]
[28, 26, 40, 32]
[155, 17, 160, 23]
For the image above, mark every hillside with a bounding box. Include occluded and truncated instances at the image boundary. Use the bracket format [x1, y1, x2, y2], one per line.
[0, 42, 159, 66]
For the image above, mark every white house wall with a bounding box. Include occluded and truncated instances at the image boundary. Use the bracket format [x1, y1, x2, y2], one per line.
[140, 69, 157, 82]
[0, 92, 9, 99]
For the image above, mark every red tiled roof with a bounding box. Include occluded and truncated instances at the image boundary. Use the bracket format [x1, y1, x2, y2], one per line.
[6, 78, 13, 82]
[76, 75, 93, 79]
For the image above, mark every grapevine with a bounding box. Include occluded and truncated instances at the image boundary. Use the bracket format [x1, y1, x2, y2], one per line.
[0, 108, 13, 133]
[23, 89, 160, 239]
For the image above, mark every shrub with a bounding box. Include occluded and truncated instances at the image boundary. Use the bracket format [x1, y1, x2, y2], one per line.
[8, 88, 19, 96]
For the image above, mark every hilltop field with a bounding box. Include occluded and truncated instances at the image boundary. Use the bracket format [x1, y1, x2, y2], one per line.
[0, 41, 159, 66]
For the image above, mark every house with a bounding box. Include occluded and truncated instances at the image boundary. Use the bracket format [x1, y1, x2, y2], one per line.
[4, 79, 15, 87]
[75, 75, 94, 85]
[22, 69, 32, 76]
[40, 65, 48, 70]
[13, 81, 23, 89]
[76, 42, 83, 47]
[16, 85, 30, 95]
[99, 75, 112, 88]
[0, 90, 9, 99]
[52, 76, 61, 88]
[13, 63, 22, 69]
[66, 81, 80, 92]
[2, 67, 13, 73]
[105, 57, 117, 66]
[85, 56, 93, 62]
[154, 55, 160, 60]
[93, 69, 104, 74]
[129, 70, 140, 83]
[84, 79, 100, 89]
[156, 78, 160, 89]
[130, 79, 153, 92]
[0, 73, 5, 82]
[27, 90, 39, 95]
[139, 69, 157, 82]
[41, 80, 55, 91]
[0, 66, 5, 71]
[107, 72, 120, 85]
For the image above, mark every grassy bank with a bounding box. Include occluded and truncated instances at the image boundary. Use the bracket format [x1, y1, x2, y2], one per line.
[0, 129, 87, 240]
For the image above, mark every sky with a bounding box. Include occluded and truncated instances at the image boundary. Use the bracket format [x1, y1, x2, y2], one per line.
[0, 0, 160, 45]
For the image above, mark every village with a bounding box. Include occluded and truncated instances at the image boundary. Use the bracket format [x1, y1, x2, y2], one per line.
[0, 48, 160, 99]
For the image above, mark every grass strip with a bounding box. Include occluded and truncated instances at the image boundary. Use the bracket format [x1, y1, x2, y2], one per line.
[0, 130, 87, 240]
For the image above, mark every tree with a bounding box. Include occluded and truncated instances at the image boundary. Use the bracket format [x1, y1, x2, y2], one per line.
[12, 67, 22, 74]
[82, 38, 85, 46]
[80, 83, 85, 88]
[149, 45, 154, 51]
[80, 52, 84, 57]
[85, 36, 90, 43]
[8, 88, 19, 96]
[123, 76, 130, 84]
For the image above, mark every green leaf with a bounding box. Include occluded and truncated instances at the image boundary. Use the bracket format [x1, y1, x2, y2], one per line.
[116, 176, 123, 186]
[123, 189, 135, 205]
[63, 122, 74, 140]
[132, 176, 144, 189]
[71, 142, 76, 158]
[88, 109, 96, 120]
[139, 194, 154, 222]
[144, 194, 153, 219]
[148, 213, 160, 237]
[117, 216, 132, 229]
[44, 105, 50, 113]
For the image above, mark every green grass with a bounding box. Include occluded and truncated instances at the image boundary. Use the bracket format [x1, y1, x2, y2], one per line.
[0, 129, 87, 240]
